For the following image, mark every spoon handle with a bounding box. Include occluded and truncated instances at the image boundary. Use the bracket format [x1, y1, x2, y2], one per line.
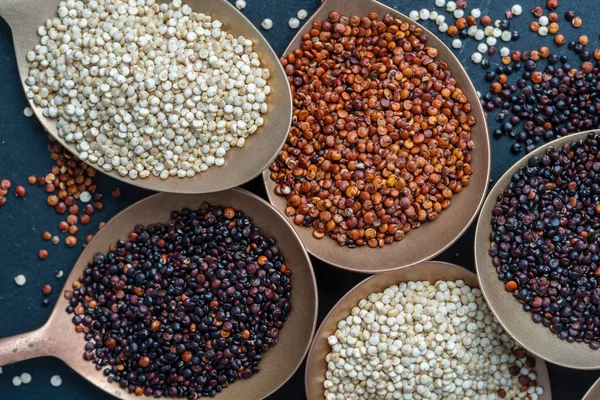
[0, 326, 53, 367]
[0, 0, 21, 27]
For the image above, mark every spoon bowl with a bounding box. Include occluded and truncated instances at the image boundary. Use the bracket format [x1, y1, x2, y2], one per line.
[262, 0, 491, 273]
[0, 188, 318, 399]
[583, 377, 600, 400]
[304, 261, 552, 399]
[0, 0, 292, 193]
[475, 130, 600, 370]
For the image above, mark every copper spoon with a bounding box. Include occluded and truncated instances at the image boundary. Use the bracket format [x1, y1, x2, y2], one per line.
[475, 130, 600, 370]
[304, 261, 552, 399]
[583, 376, 600, 400]
[262, 0, 491, 273]
[0, 0, 292, 194]
[0, 189, 318, 399]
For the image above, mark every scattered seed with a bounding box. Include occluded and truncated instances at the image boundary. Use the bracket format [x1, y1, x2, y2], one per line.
[42, 284, 53, 296]
[297, 9, 307, 20]
[288, 17, 300, 30]
[471, 52, 483, 63]
[51, 235, 60, 245]
[23, 107, 33, 117]
[261, 18, 273, 30]
[14, 186, 26, 198]
[573, 16, 583, 27]
[0, 196, 6, 207]
[65, 236, 77, 247]
[79, 191, 91, 203]
[38, 249, 49, 260]
[564, 10, 576, 21]
[234, 0, 245, 10]
[20, 373, 32, 384]
[14, 275, 26, 286]
[50, 375, 62, 387]
[12, 376, 22, 386]
[511, 4, 523, 16]
[55, 270, 64, 278]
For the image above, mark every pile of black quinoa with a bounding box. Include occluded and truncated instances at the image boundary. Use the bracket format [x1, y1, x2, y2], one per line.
[483, 56, 600, 154]
[66, 204, 292, 398]
[489, 133, 600, 349]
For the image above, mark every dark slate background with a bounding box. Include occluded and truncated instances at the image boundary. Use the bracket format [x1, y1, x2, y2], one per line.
[0, 0, 598, 398]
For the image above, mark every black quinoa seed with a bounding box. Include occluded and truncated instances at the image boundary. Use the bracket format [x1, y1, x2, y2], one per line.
[67, 204, 292, 398]
[490, 133, 600, 349]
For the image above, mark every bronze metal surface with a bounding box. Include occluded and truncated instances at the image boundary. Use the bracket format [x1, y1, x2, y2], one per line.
[475, 130, 600, 370]
[583, 377, 600, 400]
[0, 189, 318, 399]
[262, 0, 491, 273]
[0, 0, 292, 193]
[304, 261, 552, 399]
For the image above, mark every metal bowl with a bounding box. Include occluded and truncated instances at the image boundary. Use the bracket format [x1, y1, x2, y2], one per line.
[304, 261, 552, 399]
[0, 189, 317, 399]
[475, 130, 600, 370]
[0, 0, 292, 193]
[262, 0, 490, 273]
[583, 377, 600, 399]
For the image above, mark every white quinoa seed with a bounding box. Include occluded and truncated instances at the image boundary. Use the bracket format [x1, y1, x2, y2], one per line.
[470, 8, 481, 18]
[419, 9, 430, 20]
[79, 191, 92, 203]
[12, 376, 22, 387]
[261, 18, 273, 30]
[14, 274, 26, 286]
[435, 0, 446, 7]
[471, 52, 483, 63]
[511, 4, 523, 16]
[288, 17, 300, 29]
[297, 9, 308, 20]
[23, 107, 34, 117]
[234, 0, 246, 10]
[50, 375, 62, 387]
[452, 38, 462, 49]
[539, 26, 549, 36]
[445, 1, 456, 12]
[27, 0, 271, 180]
[55, 270, 64, 278]
[453, 9, 464, 19]
[408, 10, 419, 21]
[20, 373, 32, 384]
